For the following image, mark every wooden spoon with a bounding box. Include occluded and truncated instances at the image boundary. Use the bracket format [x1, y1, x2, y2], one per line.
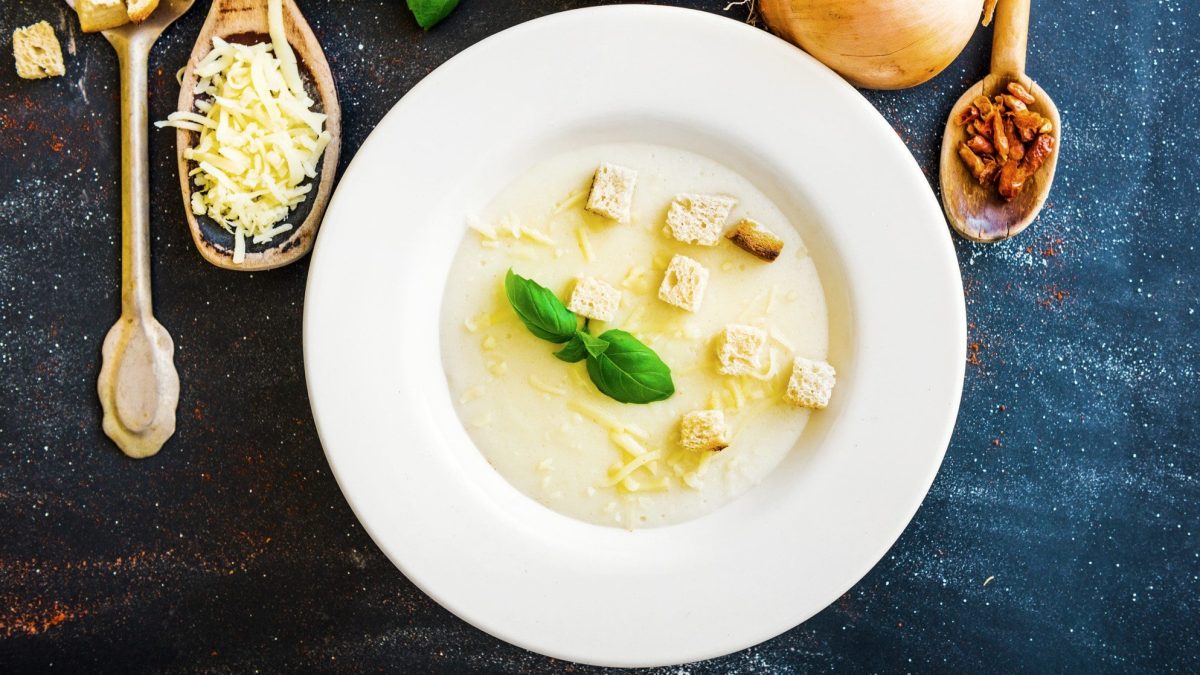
[939, 0, 1061, 243]
[173, 0, 341, 271]
[66, 0, 196, 458]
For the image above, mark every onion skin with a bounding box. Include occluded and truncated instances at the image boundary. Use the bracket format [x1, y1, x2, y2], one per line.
[760, 0, 982, 90]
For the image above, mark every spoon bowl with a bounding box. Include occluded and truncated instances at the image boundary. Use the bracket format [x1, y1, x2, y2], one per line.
[174, 0, 341, 270]
[939, 0, 1061, 243]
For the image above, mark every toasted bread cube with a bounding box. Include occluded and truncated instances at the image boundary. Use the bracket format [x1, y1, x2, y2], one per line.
[12, 22, 65, 80]
[568, 276, 621, 322]
[126, 0, 160, 23]
[727, 218, 784, 262]
[585, 162, 637, 223]
[666, 194, 736, 246]
[716, 324, 768, 376]
[680, 410, 729, 452]
[76, 0, 130, 33]
[785, 356, 836, 409]
[657, 254, 709, 312]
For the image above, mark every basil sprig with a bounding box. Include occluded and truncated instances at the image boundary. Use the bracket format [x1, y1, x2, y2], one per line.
[504, 269, 578, 343]
[585, 329, 674, 404]
[407, 0, 459, 29]
[555, 329, 609, 363]
[504, 269, 675, 404]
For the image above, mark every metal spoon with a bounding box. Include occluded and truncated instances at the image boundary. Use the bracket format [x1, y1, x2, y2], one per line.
[939, 0, 1062, 243]
[68, 0, 195, 458]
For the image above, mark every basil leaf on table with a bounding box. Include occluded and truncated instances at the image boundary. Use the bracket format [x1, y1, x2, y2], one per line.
[585, 329, 675, 404]
[505, 269, 578, 343]
[407, 0, 460, 29]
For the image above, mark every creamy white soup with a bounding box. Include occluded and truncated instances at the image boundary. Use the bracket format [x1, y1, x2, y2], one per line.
[440, 142, 830, 528]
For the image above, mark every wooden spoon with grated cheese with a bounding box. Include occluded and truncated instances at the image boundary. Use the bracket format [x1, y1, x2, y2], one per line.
[173, 0, 341, 271]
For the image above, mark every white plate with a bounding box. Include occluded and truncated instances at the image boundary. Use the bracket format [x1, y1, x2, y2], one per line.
[304, 5, 964, 668]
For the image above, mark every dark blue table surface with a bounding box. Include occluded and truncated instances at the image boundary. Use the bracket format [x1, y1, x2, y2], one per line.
[1, 1, 1197, 672]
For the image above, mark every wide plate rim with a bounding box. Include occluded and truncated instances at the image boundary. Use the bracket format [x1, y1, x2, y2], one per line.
[304, 5, 965, 667]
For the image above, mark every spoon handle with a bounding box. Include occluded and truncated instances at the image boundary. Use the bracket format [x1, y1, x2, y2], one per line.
[110, 35, 155, 317]
[991, 0, 1030, 78]
[97, 33, 180, 459]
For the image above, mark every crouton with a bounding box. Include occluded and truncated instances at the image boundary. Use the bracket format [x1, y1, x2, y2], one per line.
[727, 218, 784, 262]
[12, 22, 65, 80]
[680, 410, 729, 452]
[784, 356, 836, 409]
[666, 194, 736, 246]
[568, 276, 621, 322]
[716, 324, 768, 376]
[585, 162, 637, 223]
[126, 0, 160, 23]
[657, 254, 709, 312]
[76, 0, 130, 33]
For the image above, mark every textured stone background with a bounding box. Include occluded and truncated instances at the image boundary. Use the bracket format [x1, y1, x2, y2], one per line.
[1, 0, 1197, 672]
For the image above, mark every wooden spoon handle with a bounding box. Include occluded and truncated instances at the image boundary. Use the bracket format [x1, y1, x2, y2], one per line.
[97, 34, 180, 459]
[991, 0, 1030, 78]
[114, 36, 154, 318]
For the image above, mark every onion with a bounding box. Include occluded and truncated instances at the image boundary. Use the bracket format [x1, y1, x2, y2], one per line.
[759, 0, 983, 90]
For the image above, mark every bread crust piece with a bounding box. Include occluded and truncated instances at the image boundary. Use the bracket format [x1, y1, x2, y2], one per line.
[585, 162, 637, 223]
[657, 254, 709, 312]
[13, 22, 65, 80]
[784, 356, 836, 410]
[680, 410, 729, 452]
[727, 218, 784, 262]
[567, 277, 621, 322]
[666, 194, 736, 246]
[716, 324, 768, 376]
[126, 0, 160, 23]
[76, 0, 130, 32]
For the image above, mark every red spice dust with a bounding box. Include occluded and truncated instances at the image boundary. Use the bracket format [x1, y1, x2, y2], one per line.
[0, 600, 85, 638]
[967, 341, 984, 367]
[1039, 285, 1070, 308]
[1025, 237, 1064, 258]
[966, 322, 987, 368]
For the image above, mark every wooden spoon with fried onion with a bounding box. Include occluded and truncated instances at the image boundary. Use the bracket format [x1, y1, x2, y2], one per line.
[940, 0, 1061, 243]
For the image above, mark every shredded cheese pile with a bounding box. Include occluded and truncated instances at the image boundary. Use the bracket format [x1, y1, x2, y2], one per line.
[157, 0, 330, 263]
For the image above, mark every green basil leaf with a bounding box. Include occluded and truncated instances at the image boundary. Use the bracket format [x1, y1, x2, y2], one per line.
[555, 331, 608, 363]
[579, 331, 610, 358]
[505, 269, 578, 343]
[554, 334, 587, 363]
[585, 329, 674, 404]
[407, 0, 460, 29]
